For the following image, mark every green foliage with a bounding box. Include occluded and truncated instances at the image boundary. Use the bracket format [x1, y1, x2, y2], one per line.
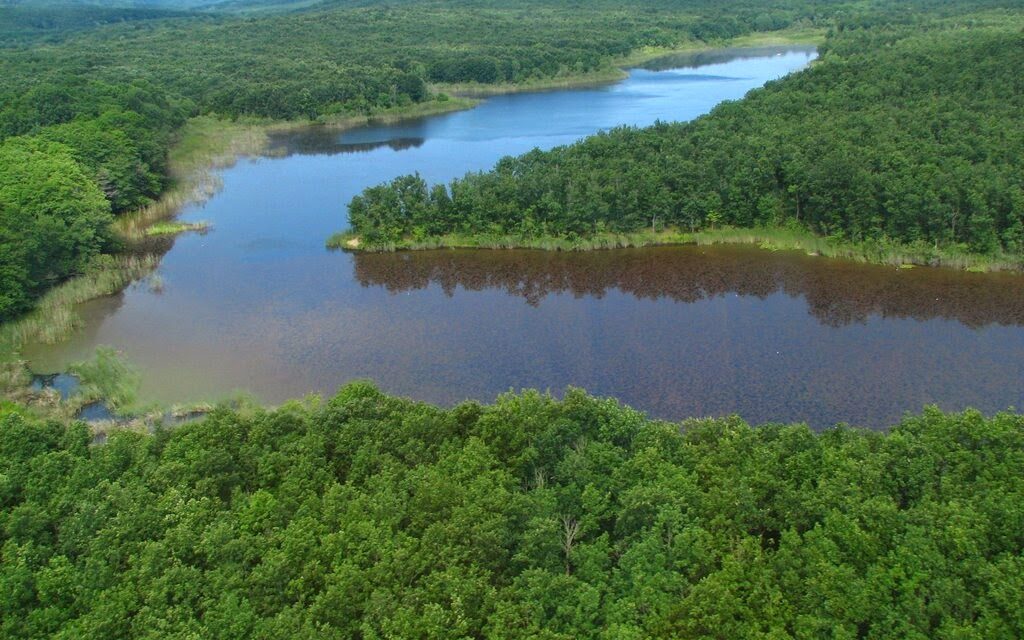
[0, 385, 1021, 637]
[0, 6, 191, 47]
[0, 137, 113, 319]
[348, 18, 1024, 258]
[37, 113, 167, 213]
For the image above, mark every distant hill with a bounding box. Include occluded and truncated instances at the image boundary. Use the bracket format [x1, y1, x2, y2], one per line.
[0, 0, 334, 14]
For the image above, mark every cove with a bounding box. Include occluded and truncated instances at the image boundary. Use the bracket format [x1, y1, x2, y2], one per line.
[23, 45, 1024, 428]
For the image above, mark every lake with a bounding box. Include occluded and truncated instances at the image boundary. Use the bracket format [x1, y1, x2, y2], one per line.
[23, 45, 1024, 428]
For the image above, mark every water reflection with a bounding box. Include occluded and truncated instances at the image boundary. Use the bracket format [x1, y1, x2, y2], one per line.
[353, 246, 1024, 328]
[641, 46, 818, 71]
[267, 131, 426, 157]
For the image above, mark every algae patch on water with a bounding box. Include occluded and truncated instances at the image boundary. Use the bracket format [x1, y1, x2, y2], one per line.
[145, 221, 211, 237]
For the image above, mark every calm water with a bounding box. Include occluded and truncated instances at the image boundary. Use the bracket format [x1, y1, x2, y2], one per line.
[24, 46, 1024, 427]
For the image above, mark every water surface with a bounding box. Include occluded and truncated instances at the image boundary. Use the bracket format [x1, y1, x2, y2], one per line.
[25, 46, 1024, 428]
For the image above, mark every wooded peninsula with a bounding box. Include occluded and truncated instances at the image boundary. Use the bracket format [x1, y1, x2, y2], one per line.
[338, 11, 1024, 271]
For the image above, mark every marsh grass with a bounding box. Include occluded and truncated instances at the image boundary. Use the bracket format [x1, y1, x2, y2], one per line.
[69, 346, 141, 412]
[320, 97, 479, 124]
[688, 227, 1024, 272]
[0, 361, 30, 395]
[431, 69, 627, 97]
[613, 26, 826, 67]
[335, 226, 1024, 272]
[433, 27, 827, 98]
[117, 98, 478, 240]
[115, 117, 269, 240]
[1, 97, 479, 412]
[328, 229, 690, 252]
[0, 254, 160, 359]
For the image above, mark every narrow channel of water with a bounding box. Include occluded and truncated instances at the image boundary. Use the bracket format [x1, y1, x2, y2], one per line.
[25, 46, 1024, 428]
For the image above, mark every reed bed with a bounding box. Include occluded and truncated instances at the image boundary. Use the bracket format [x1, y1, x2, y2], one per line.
[0, 254, 160, 357]
[334, 226, 1024, 272]
[688, 227, 1024, 272]
[329, 229, 691, 252]
[115, 117, 269, 240]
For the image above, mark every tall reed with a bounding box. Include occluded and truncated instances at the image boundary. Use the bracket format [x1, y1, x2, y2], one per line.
[0, 255, 160, 358]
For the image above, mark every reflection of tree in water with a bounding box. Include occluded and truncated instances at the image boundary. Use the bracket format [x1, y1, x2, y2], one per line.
[640, 46, 816, 71]
[266, 131, 426, 157]
[352, 246, 1024, 328]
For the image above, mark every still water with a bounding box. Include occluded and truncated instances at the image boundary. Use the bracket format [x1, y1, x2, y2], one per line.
[24, 46, 1024, 427]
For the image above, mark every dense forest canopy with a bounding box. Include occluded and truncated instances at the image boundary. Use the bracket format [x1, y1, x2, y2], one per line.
[1, 385, 1022, 638]
[0, 0, 839, 122]
[346, 15, 1024, 255]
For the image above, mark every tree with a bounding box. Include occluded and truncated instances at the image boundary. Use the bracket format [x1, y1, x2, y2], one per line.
[0, 137, 111, 318]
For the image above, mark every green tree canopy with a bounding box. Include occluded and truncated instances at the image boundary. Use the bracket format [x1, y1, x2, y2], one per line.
[0, 137, 112, 318]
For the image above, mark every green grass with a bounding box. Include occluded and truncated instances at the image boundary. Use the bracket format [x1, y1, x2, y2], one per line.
[68, 346, 140, 412]
[333, 226, 1024, 273]
[145, 220, 210, 236]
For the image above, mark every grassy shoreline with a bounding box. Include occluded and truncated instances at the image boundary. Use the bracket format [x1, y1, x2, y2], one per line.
[330, 226, 1024, 273]
[430, 68, 629, 97]
[0, 97, 479, 401]
[614, 26, 825, 68]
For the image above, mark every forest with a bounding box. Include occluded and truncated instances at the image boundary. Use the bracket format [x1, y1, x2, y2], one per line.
[0, 385, 1021, 638]
[2, 2, 1024, 636]
[344, 15, 1024, 257]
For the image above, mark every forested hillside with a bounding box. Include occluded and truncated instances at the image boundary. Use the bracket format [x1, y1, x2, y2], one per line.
[0, 0, 831, 122]
[346, 16, 1024, 257]
[0, 385, 1021, 638]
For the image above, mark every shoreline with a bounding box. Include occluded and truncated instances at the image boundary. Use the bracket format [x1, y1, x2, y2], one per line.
[330, 227, 1024, 274]
[0, 98, 482, 397]
[115, 97, 481, 240]
[2, 99, 480, 343]
[432, 27, 826, 97]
